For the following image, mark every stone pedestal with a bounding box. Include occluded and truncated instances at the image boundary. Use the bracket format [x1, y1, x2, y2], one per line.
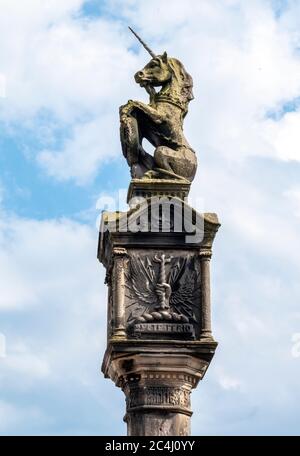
[98, 180, 220, 436]
[102, 342, 216, 436]
[127, 178, 191, 202]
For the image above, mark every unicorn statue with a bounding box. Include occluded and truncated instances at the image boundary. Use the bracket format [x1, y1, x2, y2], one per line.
[120, 27, 197, 183]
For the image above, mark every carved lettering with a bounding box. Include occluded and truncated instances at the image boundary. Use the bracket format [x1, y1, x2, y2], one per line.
[134, 323, 194, 334]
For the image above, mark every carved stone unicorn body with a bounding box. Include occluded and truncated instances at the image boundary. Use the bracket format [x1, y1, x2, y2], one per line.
[120, 29, 197, 182]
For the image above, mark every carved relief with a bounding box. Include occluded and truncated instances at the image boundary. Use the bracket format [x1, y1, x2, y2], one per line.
[125, 251, 201, 338]
[126, 386, 191, 411]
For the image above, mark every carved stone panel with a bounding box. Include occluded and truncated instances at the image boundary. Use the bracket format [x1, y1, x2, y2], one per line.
[126, 386, 191, 411]
[124, 249, 202, 339]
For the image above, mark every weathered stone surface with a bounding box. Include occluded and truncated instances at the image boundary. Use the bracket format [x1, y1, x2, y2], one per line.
[102, 347, 215, 436]
[98, 201, 220, 268]
[127, 178, 191, 203]
[98, 29, 221, 436]
[120, 50, 196, 182]
[99, 206, 219, 434]
[125, 250, 201, 339]
[126, 411, 191, 437]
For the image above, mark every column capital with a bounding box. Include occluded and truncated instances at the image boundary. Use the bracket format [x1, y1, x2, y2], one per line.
[112, 247, 128, 258]
[106, 352, 209, 436]
[199, 248, 212, 260]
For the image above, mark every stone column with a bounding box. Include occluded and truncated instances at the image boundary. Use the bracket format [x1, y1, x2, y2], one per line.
[200, 249, 214, 341]
[99, 198, 220, 436]
[105, 352, 209, 436]
[112, 248, 127, 339]
[124, 379, 192, 436]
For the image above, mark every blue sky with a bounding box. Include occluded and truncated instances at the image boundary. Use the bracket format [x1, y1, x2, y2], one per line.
[0, 0, 300, 436]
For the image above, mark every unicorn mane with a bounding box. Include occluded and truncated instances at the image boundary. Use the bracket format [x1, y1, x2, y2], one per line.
[156, 57, 194, 116]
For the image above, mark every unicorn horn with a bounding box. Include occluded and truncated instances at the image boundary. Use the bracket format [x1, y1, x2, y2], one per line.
[128, 27, 156, 59]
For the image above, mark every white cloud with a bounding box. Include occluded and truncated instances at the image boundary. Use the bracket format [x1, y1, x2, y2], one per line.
[1, 341, 50, 382]
[0, 207, 128, 434]
[0, 0, 298, 183]
[218, 372, 241, 391]
[0, 206, 120, 434]
[0, 0, 141, 122]
[37, 114, 120, 184]
[1, 0, 300, 435]
[109, 0, 300, 165]
[0, 0, 143, 182]
[0, 209, 106, 373]
[0, 215, 101, 310]
[262, 111, 300, 161]
[285, 187, 300, 217]
[0, 73, 6, 98]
